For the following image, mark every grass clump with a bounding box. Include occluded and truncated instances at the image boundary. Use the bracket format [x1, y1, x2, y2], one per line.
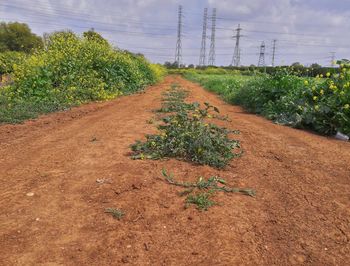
[162, 169, 255, 211]
[131, 85, 241, 169]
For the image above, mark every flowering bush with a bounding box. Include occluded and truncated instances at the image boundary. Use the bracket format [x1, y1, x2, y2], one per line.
[0, 31, 165, 123]
[0, 51, 26, 74]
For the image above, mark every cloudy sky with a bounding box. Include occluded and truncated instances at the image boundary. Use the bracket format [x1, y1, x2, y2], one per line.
[1, 0, 349, 66]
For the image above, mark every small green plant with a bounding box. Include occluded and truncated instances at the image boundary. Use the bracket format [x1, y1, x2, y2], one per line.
[186, 192, 216, 211]
[105, 208, 124, 220]
[162, 169, 255, 211]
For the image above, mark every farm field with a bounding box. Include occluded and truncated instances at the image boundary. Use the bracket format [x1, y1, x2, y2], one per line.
[1, 75, 350, 265]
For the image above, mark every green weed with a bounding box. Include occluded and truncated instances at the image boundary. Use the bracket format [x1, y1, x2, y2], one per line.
[162, 169, 255, 211]
[131, 85, 241, 168]
[105, 208, 125, 220]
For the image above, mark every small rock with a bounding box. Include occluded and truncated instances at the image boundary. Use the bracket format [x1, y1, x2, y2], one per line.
[26, 192, 34, 197]
[35, 218, 40, 221]
[121, 256, 129, 263]
[324, 247, 328, 251]
[126, 245, 131, 249]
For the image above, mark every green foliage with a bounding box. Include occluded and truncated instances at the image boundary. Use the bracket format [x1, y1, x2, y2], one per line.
[185, 67, 350, 136]
[0, 51, 26, 74]
[186, 192, 216, 211]
[83, 29, 109, 45]
[105, 208, 124, 220]
[0, 31, 165, 124]
[162, 169, 255, 211]
[131, 85, 241, 168]
[0, 21, 43, 53]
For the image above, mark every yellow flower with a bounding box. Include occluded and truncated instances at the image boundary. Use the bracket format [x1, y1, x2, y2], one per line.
[340, 91, 345, 96]
[315, 105, 319, 110]
[320, 89, 324, 95]
[344, 104, 350, 109]
[313, 96, 318, 101]
[320, 74, 323, 78]
[326, 72, 331, 77]
[304, 80, 309, 85]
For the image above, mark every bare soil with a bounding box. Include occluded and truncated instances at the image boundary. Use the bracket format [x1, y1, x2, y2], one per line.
[1, 76, 349, 265]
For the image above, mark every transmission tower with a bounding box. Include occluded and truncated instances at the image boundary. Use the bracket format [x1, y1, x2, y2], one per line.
[271, 39, 277, 67]
[175, 5, 183, 67]
[231, 24, 242, 66]
[199, 8, 208, 66]
[330, 52, 336, 67]
[258, 41, 266, 67]
[208, 8, 217, 66]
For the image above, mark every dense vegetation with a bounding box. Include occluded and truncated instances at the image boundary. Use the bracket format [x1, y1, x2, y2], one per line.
[0, 22, 43, 53]
[0, 30, 165, 123]
[131, 84, 241, 168]
[185, 65, 350, 136]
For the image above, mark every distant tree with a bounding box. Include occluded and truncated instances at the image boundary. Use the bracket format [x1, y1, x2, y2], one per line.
[310, 63, 321, 69]
[291, 62, 303, 67]
[164, 61, 178, 68]
[83, 29, 109, 45]
[0, 22, 43, 53]
[188, 64, 195, 68]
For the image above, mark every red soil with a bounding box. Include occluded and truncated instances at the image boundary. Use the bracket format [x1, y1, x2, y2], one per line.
[0, 76, 349, 265]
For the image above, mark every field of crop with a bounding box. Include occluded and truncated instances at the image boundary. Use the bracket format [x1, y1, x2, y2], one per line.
[185, 66, 350, 137]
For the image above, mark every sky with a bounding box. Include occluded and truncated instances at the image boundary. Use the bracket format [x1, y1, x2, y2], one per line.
[1, 0, 349, 67]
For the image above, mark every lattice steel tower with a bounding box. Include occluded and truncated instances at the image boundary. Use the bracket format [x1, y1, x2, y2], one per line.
[231, 24, 242, 66]
[208, 8, 217, 66]
[271, 39, 277, 67]
[175, 5, 183, 67]
[199, 8, 208, 66]
[258, 41, 266, 67]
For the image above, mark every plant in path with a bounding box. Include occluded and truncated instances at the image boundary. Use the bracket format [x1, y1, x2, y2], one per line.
[162, 169, 255, 211]
[131, 85, 241, 168]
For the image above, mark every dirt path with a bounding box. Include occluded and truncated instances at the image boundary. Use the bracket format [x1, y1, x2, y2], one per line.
[1, 76, 349, 266]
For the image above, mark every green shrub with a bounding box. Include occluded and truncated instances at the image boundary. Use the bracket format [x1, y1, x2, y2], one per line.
[0, 51, 26, 74]
[0, 31, 164, 123]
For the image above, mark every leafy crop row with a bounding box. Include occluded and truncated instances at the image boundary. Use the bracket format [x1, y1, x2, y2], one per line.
[131, 84, 241, 168]
[185, 65, 350, 136]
